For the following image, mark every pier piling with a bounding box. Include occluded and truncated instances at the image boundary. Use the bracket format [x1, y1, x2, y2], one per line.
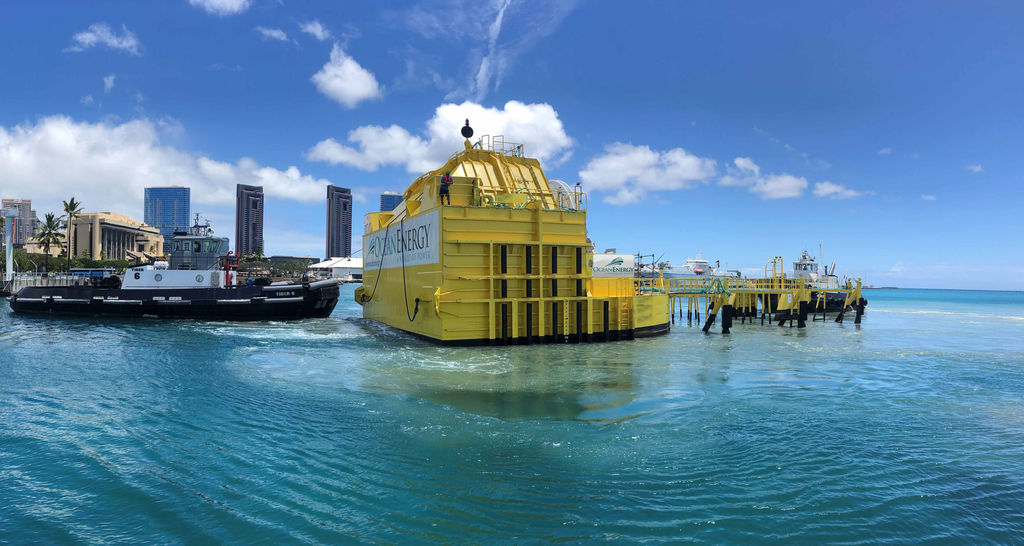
[654, 276, 863, 335]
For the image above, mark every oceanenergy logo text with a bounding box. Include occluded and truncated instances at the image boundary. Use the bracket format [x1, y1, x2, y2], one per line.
[363, 209, 439, 271]
[593, 254, 635, 277]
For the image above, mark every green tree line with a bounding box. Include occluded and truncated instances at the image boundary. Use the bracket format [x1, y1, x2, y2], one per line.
[0, 249, 132, 274]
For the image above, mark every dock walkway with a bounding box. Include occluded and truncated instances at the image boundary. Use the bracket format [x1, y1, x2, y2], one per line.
[634, 276, 866, 334]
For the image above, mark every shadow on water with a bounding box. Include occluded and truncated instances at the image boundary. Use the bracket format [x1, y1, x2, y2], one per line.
[362, 341, 644, 422]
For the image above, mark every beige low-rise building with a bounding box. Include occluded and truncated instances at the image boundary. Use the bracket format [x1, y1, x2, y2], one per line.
[65, 212, 163, 260]
[22, 240, 62, 257]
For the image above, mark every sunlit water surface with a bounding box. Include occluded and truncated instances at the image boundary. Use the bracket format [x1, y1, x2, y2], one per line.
[2, 287, 1023, 542]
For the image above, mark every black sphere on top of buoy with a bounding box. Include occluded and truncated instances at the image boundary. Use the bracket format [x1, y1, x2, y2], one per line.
[461, 119, 474, 139]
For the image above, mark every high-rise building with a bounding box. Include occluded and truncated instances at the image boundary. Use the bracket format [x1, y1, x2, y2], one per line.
[235, 184, 264, 256]
[0, 199, 40, 246]
[144, 187, 190, 245]
[380, 191, 402, 212]
[326, 185, 352, 259]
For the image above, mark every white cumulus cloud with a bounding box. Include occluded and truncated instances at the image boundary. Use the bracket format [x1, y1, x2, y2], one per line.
[719, 156, 759, 186]
[579, 143, 717, 205]
[0, 116, 333, 222]
[188, 0, 251, 16]
[65, 23, 142, 55]
[299, 20, 332, 41]
[717, 157, 808, 199]
[307, 100, 573, 173]
[103, 74, 116, 93]
[311, 44, 381, 108]
[813, 181, 862, 199]
[255, 27, 290, 42]
[751, 174, 807, 199]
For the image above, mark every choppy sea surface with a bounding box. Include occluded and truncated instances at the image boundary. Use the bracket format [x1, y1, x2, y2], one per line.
[2, 287, 1023, 543]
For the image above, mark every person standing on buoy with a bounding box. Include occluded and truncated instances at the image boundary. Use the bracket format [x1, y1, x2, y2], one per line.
[439, 170, 453, 205]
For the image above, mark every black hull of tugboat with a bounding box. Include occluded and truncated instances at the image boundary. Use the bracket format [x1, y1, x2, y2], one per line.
[771, 294, 868, 320]
[8, 279, 340, 320]
[810, 291, 866, 313]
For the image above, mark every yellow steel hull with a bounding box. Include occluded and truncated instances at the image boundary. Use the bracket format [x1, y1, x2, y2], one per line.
[356, 205, 670, 345]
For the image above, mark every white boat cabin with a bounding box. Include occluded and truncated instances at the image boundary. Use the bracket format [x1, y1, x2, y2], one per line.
[121, 220, 235, 290]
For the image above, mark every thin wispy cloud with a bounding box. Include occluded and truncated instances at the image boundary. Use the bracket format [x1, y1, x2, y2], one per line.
[391, 47, 456, 93]
[255, 27, 291, 43]
[921, 194, 937, 201]
[65, 23, 142, 56]
[719, 156, 808, 200]
[208, 62, 243, 72]
[80, 95, 94, 105]
[967, 164, 983, 173]
[813, 181, 863, 199]
[394, 0, 580, 101]
[877, 147, 892, 155]
[472, 0, 513, 102]
[103, 74, 115, 93]
[753, 127, 831, 170]
[299, 20, 332, 41]
[189, 0, 251, 16]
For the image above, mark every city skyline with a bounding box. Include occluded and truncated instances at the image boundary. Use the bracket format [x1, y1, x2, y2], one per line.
[1, 199, 40, 246]
[5, 184, 343, 259]
[0, 3, 1022, 288]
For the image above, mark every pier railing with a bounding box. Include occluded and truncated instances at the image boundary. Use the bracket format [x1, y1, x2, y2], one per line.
[1, 275, 91, 295]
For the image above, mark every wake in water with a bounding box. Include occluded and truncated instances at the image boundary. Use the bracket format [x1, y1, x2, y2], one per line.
[2, 289, 1024, 541]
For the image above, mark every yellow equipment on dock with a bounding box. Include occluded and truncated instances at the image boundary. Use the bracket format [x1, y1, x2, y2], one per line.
[646, 274, 865, 334]
[354, 122, 671, 345]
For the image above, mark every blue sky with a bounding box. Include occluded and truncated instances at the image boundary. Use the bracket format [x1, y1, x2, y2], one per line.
[1, 0, 1021, 289]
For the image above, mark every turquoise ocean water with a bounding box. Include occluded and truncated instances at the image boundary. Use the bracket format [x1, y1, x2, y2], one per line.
[2, 287, 1023, 542]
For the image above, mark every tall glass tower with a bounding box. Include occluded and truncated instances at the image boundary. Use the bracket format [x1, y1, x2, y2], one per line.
[235, 184, 264, 256]
[380, 192, 402, 212]
[144, 187, 190, 248]
[326, 185, 352, 259]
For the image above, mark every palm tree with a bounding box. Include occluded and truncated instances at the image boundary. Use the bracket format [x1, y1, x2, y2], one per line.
[62, 197, 83, 271]
[34, 213, 64, 272]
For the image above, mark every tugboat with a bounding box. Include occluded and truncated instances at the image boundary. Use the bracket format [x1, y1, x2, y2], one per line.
[9, 218, 340, 320]
[791, 249, 864, 313]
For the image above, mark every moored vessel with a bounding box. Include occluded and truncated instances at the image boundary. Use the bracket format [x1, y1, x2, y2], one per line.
[790, 249, 864, 313]
[9, 219, 339, 320]
[637, 252, 739, 279]
[354, 122, 670, 345]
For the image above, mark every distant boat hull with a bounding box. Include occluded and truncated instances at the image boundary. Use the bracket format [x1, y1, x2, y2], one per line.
[8, 279, 340, 320]
[770, 292, 867, 319]
[810, 291, 862, 313]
